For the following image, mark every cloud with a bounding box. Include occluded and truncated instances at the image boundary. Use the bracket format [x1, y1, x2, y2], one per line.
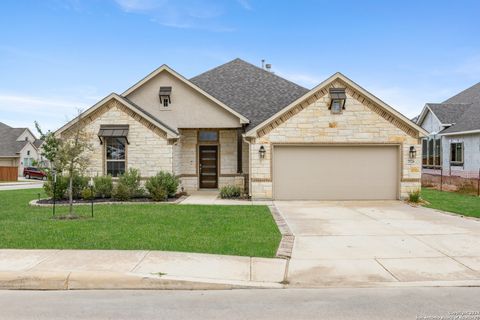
[236, 0, 252, 10]
[0, 93, 98, 132]
[275, 70, 324, 88]
[113, 0, 233, 31]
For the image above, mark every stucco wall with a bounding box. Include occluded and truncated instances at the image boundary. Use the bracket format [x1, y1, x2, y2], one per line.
[442, 133, 480, 174]
[126, 71, 241, 130]
[69, 100, 173, 178]
[420, 110, 443, 133]
[249, 90, 421, 200]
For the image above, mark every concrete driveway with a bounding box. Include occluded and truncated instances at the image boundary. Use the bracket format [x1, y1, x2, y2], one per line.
[275, 200, 480, 287]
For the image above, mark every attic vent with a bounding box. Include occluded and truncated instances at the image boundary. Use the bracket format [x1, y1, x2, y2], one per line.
[159, 86, 172, 107]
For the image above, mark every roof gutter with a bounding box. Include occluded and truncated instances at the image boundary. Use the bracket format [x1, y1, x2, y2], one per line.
[439, 129, 480, 136]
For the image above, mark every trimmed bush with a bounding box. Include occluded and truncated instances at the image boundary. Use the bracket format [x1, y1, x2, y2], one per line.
[408, 190, 421, 203]
[118, 168, 144, 198]
[220, 185, 241, 199]
[146, 171, 179, 198]
[43, 174, 69, 200]
[94, 175, 113, 198]
[145, 171, 178, 201]
[81, 187, 94, 200]
[112, 183, 131, 201]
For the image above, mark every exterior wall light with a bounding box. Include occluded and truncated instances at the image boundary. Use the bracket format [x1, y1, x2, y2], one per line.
[409, 146, 417, 159]
[259, 145, 266, 159]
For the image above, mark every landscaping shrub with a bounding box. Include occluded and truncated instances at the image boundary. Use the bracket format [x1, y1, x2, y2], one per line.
[408, 190, 421, 203]
[112, 182, 131, 201]
[118, 168, 144, 198]
[94, 175, 113, 198]
[81, 187, 94, 200]
[220, 185, 241, 199]
[43, 174, 69, 200]
[71, 175, 89, 199]
[145, 171, 179, 199]
[145, 171, 178, 201]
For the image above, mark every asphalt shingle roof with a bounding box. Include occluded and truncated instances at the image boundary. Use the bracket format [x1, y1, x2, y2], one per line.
[425, 81, 480, 134]
[0, 122, 28, 157]
[190, 58, 309, 129]
[426, 103, 472, 124]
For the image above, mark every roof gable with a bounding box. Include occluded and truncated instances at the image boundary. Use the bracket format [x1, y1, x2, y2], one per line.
[190, 58, 309, 129]
[55, 93, 179, 139]
[122, 64, 249, 124]
[245, 72, 428, 138]
[0, 122, 36, 157]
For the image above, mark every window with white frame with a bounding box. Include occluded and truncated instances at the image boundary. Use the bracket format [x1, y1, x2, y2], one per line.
[450, 142, 463, 166]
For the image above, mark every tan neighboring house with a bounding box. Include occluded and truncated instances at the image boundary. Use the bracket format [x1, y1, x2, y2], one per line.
[0, 122, 43, 179]
[56, 58, 427, 200]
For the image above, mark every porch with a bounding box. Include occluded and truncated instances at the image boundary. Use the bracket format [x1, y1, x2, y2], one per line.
[173, 129, 249, 193]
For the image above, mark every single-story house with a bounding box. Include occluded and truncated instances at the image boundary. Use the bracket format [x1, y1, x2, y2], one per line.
[55, 58, 426, 200]
[417, 81, 480, 177]
[0, 122, 43, 179]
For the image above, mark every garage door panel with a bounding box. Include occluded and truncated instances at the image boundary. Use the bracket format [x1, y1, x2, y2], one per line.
[273, 146, 398, 200]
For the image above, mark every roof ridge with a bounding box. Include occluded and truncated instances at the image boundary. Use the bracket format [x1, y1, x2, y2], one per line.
[191, 58, 308, 90]
[443, 81, 480, 104]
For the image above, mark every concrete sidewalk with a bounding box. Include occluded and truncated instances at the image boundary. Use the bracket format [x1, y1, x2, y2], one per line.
[180, 190, 273, 205]
[0, 178, 44, 191]
[0, 249, 286, 290]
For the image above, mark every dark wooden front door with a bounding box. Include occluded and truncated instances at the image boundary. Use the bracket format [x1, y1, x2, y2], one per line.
[199, 145, 218, 188]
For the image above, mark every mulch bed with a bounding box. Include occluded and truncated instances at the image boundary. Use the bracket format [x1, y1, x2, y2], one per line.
[37, 196, 180, 205]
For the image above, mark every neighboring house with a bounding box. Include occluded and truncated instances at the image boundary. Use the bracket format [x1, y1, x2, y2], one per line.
[417, 82, 480, 177]
[56, 58, 426, 200]
[0, 122, 44, 178]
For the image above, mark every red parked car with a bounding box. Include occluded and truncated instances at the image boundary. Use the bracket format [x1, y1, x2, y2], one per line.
[23, 167, 47, 180]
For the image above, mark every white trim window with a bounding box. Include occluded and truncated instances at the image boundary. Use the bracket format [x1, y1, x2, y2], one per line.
[106, 137, 126, 176]
[450, 142, 463, 166]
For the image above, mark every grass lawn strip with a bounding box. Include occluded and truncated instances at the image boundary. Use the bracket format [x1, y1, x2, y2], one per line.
[421, 188, 480, 218]
[0, 189, 281, 258]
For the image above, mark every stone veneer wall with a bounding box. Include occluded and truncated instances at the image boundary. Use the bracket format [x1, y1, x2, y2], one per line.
[249, 89, 421, 200]
[64, 100, 173, 177]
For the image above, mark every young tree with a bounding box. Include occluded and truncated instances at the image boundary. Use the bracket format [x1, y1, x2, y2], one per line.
[53, 112, 92, 215]
[34, 121, 60, 166]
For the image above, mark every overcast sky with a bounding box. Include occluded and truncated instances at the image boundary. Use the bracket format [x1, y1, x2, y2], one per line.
[1, 0, 479, 133]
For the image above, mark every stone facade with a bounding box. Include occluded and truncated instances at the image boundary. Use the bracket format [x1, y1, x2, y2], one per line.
[64, 100, 173, 178]
[249, 84, 421, 200]
[175, 129, 246, 192]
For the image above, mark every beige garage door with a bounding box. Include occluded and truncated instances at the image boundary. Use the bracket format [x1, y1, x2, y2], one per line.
[273, 145, 399, 200]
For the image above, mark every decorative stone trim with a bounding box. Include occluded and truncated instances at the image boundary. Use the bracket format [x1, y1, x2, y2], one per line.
[268, 205, 294, 259]
[256, 79, 419, 139]
[251, 178, 272, 182]
[219, 173, 246, 177]
[62, 100, 168, 139]
[401, 178, 421, 182]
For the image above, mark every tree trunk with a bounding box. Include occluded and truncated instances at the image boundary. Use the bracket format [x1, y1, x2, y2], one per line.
[69, 174, 73, 215]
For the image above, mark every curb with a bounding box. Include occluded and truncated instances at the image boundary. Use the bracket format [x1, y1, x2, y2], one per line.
[29, 196, 187, 207]
[0, 271, 284, 291]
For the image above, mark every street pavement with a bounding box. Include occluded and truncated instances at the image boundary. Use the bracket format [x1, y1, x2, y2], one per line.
[0, 287, 479, 319]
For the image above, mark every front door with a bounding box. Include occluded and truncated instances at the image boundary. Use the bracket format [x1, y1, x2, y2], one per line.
[199, 145, 218, 188]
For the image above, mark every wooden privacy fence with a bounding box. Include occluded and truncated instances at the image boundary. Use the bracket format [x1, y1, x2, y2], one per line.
[0, 166, 18, 181]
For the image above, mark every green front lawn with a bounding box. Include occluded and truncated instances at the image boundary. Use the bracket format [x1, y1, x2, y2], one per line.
[421, 188, 480, 218]
[0, 189, 281, 257]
